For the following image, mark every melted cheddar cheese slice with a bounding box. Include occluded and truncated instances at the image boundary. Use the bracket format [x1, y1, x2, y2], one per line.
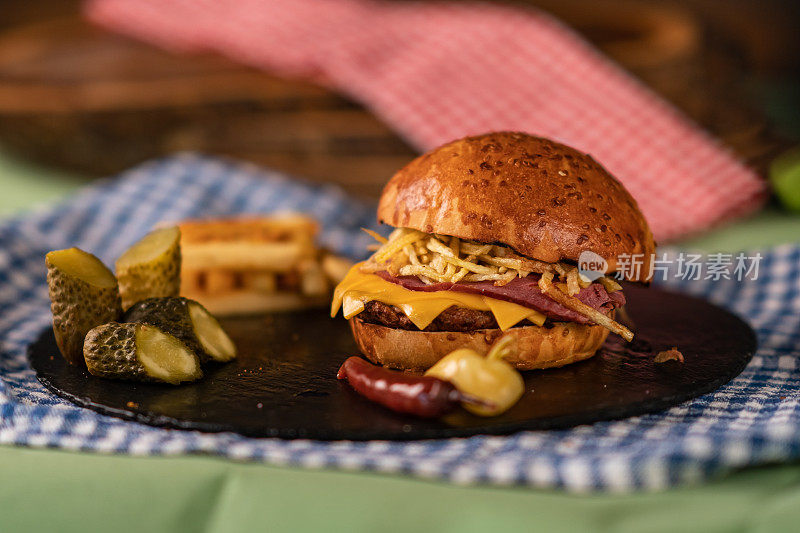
[331, 264, 546, 331]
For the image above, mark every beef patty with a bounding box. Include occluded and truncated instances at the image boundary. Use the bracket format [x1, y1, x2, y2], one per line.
[358, 300, 544, 332]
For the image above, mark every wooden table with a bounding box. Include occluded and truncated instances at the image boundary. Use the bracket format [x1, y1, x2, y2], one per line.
[0, 0, 792, 200]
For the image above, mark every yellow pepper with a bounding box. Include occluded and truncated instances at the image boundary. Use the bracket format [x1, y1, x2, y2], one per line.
[425, 336, 524, 416]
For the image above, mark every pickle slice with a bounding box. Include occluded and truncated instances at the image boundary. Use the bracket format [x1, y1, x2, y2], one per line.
[46, 248, 122, 365]
[83, 322, 202, 384]
[124, 297, 237, 363]
[116, 226, 181, 310]
[187, 301, 237, 362]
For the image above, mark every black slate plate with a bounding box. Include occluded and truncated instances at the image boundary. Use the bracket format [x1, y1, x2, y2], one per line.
[29, 285, 756, 440]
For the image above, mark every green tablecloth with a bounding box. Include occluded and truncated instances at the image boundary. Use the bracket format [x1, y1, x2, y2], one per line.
[3, 149, 800, 533]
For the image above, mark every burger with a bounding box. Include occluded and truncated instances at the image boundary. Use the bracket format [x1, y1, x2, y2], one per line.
[331, 132, 655, 371]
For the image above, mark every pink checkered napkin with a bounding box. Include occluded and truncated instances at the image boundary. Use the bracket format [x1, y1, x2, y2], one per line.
[85, 0, 767, 241]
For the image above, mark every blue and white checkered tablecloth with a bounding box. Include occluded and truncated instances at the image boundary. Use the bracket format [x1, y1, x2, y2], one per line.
[1, 153, 799, 493]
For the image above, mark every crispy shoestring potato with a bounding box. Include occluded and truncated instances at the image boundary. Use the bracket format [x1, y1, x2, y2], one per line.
[538, 272, 634, 342]
[654, 347, 685, 363]
[363, 229, 562, 286]
[599, 276, 623, 293]
[372, 229, 425, 263]
[361, 228, 622, 291]
[566, 268, 580, 296]
[359, 228, 632, 340]
[361, 228, 388, 245]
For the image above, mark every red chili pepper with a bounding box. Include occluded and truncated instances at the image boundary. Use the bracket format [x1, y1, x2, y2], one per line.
[337, 356, 489, 418]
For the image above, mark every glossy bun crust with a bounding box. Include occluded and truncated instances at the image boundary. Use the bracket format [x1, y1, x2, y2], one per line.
[378, 132, 655, 282]
[349, 316, 611, 371]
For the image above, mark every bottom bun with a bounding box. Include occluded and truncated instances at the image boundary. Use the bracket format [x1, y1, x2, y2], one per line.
[349, 316, 611, 371]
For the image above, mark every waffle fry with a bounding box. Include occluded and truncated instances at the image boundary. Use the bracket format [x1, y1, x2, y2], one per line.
[242, 271, 277, 293]
[179, 215, 352, 316]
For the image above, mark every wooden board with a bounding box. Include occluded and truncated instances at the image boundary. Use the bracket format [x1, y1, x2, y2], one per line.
[29, 284, 756, 440]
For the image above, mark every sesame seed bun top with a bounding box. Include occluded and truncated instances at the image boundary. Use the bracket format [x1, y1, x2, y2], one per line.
[377, 132, 655, 282]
